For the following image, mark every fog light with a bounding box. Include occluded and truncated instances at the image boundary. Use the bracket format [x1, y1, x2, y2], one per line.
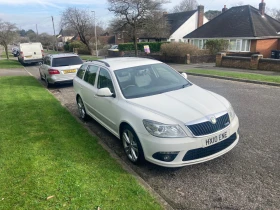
[152, 152, 179, 162]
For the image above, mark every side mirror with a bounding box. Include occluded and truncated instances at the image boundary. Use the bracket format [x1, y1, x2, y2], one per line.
[96, 88, 114, 97]
[181, 72, 187, 79]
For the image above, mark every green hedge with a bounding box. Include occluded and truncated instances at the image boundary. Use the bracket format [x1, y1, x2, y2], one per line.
[118, 42, 169, 53]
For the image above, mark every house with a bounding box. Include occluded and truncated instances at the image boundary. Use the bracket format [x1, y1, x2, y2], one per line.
[57, 29, 76, 47]
[183, 0, 280, 58]
[139, 5, 208, 43]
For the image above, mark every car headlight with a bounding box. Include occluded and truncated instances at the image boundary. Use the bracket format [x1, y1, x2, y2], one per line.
[228, 105, 236, 122]
[143, 119, 186, 138]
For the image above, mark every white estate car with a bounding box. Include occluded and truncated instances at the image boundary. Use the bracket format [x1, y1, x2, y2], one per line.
[73, 57, 239, 167]
[39, 53, 83, 87]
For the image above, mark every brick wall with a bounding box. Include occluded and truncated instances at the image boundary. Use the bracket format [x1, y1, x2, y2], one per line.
[216, 53, 280, 72]
[250, 40, 257, 52]
[255, 39, 278, 58]
[221, 56, 251, 69]
[258, 59, 280, 71]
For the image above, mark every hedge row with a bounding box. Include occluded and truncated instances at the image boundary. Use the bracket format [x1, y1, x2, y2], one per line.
[118, 42, 169, 52]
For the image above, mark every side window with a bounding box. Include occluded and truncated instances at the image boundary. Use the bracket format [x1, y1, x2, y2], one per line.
[46, 57, 51, 66]
[97, 68, 115, 93]
[84, 65, 99, 85]
[76, 64, 88, 79]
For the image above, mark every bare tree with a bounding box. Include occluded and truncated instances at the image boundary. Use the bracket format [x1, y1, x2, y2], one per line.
[267, 8, 280, 21]
[141, 11, 170, 39]
[0, 20, 18, 60]
[205, 10, 222, 20]
[61, 7, 97, 54]
[172, 0, 198, 13]
[38, 33, 53, 49]
[108, 0, 167, 56]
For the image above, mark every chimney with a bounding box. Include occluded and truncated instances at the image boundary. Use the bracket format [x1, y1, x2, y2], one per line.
[197, 5, 204, 28]
[222, 5, 228, 13]
[259, 0, 266, 16]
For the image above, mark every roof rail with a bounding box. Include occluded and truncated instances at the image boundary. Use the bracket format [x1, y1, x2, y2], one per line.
[87, 60, 110, 67]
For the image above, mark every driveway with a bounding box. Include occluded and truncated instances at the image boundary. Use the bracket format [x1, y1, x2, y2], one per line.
[24, 65, 280, 210]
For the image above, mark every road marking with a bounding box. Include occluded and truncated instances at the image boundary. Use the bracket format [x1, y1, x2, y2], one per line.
[23, 66, 33, 76]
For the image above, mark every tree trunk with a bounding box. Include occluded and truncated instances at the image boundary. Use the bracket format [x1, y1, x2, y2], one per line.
[133, 24, 138, 57]
[4, 44, 9, 60]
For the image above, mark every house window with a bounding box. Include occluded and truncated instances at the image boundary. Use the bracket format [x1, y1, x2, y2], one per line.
[228, 39, 250, 52]
[171, 39, 175, 42]
[189, 39, 207, 49]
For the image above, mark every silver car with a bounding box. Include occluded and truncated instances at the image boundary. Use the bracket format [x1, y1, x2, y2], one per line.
[39, 53, 83, 87]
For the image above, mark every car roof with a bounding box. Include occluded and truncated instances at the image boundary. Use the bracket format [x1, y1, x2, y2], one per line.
[85, 57, 162, 71]
[48, 53, 80, 58]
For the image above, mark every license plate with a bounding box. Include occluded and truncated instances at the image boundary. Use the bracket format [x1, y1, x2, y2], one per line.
[25, 56, 32, 58]
[203, 130, 229, 147]
[63, 69, 76, 74]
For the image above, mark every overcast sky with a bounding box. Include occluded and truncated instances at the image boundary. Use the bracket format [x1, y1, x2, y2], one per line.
[0, 0, 279, 34]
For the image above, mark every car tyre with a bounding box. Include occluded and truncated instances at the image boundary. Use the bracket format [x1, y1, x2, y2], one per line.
[45, 78, 52, 88]
[77, 96, 88, 120]
[121, 125, 145, 165]
[39, 71, 44, 81]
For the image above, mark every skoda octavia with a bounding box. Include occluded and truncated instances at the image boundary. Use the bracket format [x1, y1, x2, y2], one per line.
[73, 57, 239, 167]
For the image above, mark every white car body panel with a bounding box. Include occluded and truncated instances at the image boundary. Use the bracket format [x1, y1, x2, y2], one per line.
[73, 58, 239, 167]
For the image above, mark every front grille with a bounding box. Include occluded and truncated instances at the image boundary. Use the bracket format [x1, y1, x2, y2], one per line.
[187, 113, 230, 136]
[183, 133, 237, 161]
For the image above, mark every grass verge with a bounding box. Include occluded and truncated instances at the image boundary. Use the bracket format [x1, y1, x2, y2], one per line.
[44, 50, 60, 55]
[0, 59, 23, 69]
[79, 55, 99, 60]
[1, 51, 13, 59]
[0, 76, 162, 210]
[187, 69, 280, 84]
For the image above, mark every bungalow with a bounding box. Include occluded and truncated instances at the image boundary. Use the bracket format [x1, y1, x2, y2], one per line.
[139, 5, 208, 43]
[183, 0, 280, 58]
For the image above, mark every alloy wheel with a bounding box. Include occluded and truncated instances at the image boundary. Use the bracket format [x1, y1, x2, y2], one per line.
[77, 97, 86, 119]
[122, 129, 139, 162]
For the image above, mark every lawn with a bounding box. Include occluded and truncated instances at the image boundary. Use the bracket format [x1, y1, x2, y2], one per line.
[186, 69, 280, 84]
[79, 55, 99, 61]
[0, 76, 162, 210]
[44, 49, 60, 55]
[1, 51, 13, 59]
[0, 59, 23, 69]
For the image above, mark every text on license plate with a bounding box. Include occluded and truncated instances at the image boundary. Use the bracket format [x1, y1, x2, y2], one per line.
[203, 130, 229, 147]
[63, 69, 76, 74]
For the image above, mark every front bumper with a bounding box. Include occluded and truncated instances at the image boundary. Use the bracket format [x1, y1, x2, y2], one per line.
[139, 116, 239, 167]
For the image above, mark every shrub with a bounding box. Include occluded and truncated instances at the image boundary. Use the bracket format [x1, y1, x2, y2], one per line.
[64, 43, 70, 51]
[205, 39, 229, 55]
[69, 41, 91, 55]
[118, 42, 168, 53]
[160, 42, 201, 57]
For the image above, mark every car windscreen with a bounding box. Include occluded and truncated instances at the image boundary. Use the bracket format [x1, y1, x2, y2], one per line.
[52, 56, 83, 67]
[114, 63, 192, 99]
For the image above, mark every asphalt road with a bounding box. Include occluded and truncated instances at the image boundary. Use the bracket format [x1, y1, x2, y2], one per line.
[25, 65, 280, 210]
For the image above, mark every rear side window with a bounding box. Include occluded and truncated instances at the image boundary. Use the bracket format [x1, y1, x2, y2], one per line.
[84, 65, 99, 85]
[52, 56, 83, 67]
[77, 64, 88, 79]
[45, 57, 51, 65]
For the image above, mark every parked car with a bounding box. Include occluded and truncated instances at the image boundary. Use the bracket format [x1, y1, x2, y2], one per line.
[73, 57, 239, 167]
[39, 53, 83, 88]
[108, 45, 118, 52]
[18, 42, 44, 65]
[12, 47, 20, 57]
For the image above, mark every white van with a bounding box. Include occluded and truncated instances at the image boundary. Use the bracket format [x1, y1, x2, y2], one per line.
[18, 42, 44, 65]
